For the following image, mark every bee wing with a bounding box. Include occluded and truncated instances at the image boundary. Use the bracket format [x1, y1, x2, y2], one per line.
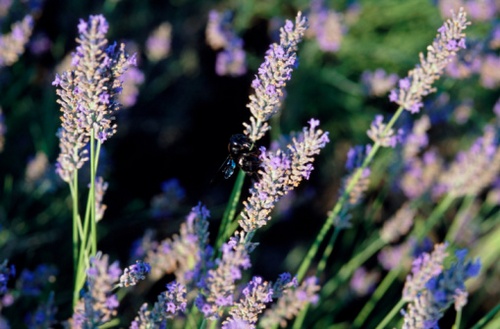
[210, 155, 236, 184]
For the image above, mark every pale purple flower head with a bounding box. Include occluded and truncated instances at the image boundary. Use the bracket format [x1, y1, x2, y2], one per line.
[402, 247, 481, 328]
[119, 260, 151, 287]
[389, 9, 470, 113]
[361, 68, 399, 97]
[243, 12, 308, 142]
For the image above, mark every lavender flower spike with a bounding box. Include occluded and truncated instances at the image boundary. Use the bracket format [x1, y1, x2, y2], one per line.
[389, 8, 470, 113]
[118, 260, 151, 287]
[222, 276, 273, 328]
[402, 248, 480, 329]
[259, 276, 320, 328]
[195, 236, 251, 320]
[240, 119, 329, 232]
[402, 243, 448, 302]
[130, 281, 187, 328]
[69, 252, 121, 328]
[0, 15, 33, 67]
[243, 12, 308, 143]
[54, 15, 135, 182]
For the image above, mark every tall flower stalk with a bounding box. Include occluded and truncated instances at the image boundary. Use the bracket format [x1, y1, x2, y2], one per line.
[53, 14, 134, 306]
[216, 12, 308, 250]
[296, 7, 471, 283]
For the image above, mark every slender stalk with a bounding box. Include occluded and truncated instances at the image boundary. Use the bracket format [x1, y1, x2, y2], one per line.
[375, 299, 406, 329]
[445, 195, 474, 243]
[215, 170, 245, 252]
[469, 302, 500, 329]
[316, 227, 340, 276]
[353, 267, 402, 328]
[296, 107, 404, 281]
[89, 132, 97, 255]
[453, 309, 462, 329]
[416, 193, 455, 240]
[69, 173, 79, 273]
[291, 302, 309, 329]
[321, 237, 386, 297]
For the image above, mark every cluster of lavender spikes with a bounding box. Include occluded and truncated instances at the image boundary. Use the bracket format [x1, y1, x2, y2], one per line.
[53, 15, 135, 182]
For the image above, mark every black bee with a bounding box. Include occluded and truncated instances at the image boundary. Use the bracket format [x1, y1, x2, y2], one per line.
[217, 134, 262, 181]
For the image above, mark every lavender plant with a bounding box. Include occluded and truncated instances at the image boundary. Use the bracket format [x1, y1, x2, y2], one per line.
[52, 14, 135, 305]
[3, 2, 500, 329]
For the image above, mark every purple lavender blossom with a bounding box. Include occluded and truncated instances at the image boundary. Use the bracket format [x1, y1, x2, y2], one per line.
[479, 54, 500, 89]
[0, 15, 33, 67]
[243, 12, 308, 142]
[145, 22, 172, 62]
[119, 66, 145, 108]
[338, 143, 372, 214]
[119, 260, 151, 287]
[91, 176, 108, 222]
[25, 292, 57, 328]
[345, 144, 372, 171]
[402, 247, 481, 328]
[70, 253, 121, 327]
[0, 260, 15, 295]
[0, 108, 5, 153]
[17, 264, 57, 297]
[215, 44, 247, 77]
[145, 202, 211, 285]
[130, 281, 187, 327]
[465, 0, 497, 21]
[434, 124, 500, 197]
[378, 243, 410, 271]
[150, 178, 186, 219]
[402, 243, 448, 302]
[444, 40, 481, 79]
[54, 15, 135, 182]
[259, 276, 320, 328]
[401, 149, 443, 200]
[29, 32, 51, 55]
[402, 115, 430, 160]
[0, 0, 12, 17]
[206, 10, 234, 50]
[490, 24, 500, 49]
[308, 0, 345, 52]
[350, 267, 380, 297]
[222, 276, 273, 326]
[361, 69, 399, 97]
[367, 115, 404, 148]
[240, 119, 329, 232]
[205, 10, 247, 77]
[196, 237, 251, 319]
[380, 203, 415, 243]
[389, 8, 470, 114]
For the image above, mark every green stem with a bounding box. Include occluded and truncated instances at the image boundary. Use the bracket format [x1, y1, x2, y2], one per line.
[215, 170, 245, 252]
[445, 195, 474, 243]
[321, 237, 386, 297]
[375, 299, 406, 329]
[416, 193, 455, 241]
[353, 267, 402, 328]
[453, 309, 462, 329]
[90, 132, 97, 255]
[296, 107, 405, 281]
[316, 227, 340, 276]
[469, 302, 500, 329]
[291, 302, 309, 329]
[69, 173, 79, 274]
